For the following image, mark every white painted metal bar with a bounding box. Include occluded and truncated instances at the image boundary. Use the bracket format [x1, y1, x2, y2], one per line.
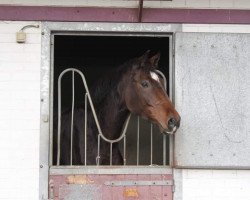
[97, 134, 100, 165]
[150, 123, 153, 165]
[123, 135, 126, 165]
[84, 93, 88, 166]
[110, 143, 113, 166]
[70, 71, 75, 165]
[137, 116, 140, 166]
[163, 135, 166, 166]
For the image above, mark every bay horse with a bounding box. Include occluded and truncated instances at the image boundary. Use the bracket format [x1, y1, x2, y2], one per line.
[53, 51, 180, 165]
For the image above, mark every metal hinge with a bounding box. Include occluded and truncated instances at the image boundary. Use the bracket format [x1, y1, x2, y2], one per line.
[50, 35, 54, 46]
[48, 180, 54, 200]
[172, 180, 175, 193]
[105, 180, 173, 186]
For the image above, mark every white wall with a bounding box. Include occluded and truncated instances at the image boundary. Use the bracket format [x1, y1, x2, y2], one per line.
[182, 24, 250, 33]
[181, 169, 250, 200]
[0, 21, 41, 200]
[0, 0, 250, 9]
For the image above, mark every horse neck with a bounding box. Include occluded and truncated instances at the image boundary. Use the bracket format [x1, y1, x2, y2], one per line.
[88, 69, 130, 140]
[97, 89, 130, 140]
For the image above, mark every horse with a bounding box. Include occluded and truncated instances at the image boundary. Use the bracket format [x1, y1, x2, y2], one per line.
[53, 51, 181, 165]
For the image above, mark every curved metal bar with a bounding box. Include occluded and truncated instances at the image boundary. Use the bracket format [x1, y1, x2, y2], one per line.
[57, 68, 167, 166]
[155, 70, 167, 89]
[100, 114, 131, 143]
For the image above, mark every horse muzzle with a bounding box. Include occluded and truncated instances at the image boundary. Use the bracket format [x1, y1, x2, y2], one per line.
[163, 117, 181, 135]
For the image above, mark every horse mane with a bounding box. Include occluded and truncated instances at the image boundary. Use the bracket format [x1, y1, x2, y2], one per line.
[89, 58, 135, 108]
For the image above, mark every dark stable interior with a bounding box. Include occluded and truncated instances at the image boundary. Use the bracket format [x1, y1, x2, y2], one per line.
[53, 35, 170, 165]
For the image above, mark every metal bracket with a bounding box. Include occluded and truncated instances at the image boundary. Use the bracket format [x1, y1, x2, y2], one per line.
[48, 180, 54, 200]
[105, 180, 173, 186]
[138, 0, 144, 22]
[172, 179, 175, 193]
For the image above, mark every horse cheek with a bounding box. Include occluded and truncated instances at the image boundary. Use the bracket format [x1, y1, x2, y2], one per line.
[143, 88, 159, 107]
[125, 87, 141, 114]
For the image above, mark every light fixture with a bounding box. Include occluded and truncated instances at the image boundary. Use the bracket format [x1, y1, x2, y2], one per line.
[16, 24, 39, 43]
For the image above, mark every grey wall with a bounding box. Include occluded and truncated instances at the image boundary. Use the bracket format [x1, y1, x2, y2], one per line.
[175, 33, 250, 168]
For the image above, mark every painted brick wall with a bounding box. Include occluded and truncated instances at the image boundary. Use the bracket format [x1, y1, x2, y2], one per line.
[0, 0, 250, 9]
[182, 169, 250, 200]
[0, 21, 41, 200]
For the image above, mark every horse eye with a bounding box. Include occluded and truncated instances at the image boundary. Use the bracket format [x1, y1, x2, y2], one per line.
[141, 81, 149, 88]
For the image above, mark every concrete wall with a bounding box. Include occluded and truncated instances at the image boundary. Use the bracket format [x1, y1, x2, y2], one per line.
[174, 23, 250, 200]
[181, 169, 250, 200]
[0, 0, 250, 9]
[182, 24, 250, 33]
[0, 21, 41, 200]
[0, 21, 250, 200]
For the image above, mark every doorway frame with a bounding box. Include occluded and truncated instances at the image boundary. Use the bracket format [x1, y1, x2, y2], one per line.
[39, 22, 181, 200]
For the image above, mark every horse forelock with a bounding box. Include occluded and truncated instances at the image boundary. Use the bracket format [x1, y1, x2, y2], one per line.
[150, 71, 160, 82]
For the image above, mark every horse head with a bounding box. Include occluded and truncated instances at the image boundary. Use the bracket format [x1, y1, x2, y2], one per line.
[123, 51, 181, 134]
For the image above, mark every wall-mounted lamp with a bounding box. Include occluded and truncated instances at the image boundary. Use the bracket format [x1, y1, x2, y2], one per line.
[16, 24, 40, 43]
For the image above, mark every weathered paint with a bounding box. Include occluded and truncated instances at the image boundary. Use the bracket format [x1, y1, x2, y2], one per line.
[50, 174, 173, 200]
[59, 185, 102, 200]
[67, 175, 94, 184]
[1, 6, 250, 24]
[124, 188, 139, 198]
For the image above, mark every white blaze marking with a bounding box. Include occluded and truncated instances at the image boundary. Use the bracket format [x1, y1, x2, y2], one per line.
[150, 71, 160, 82]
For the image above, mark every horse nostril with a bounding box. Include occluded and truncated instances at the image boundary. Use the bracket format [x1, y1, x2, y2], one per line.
[168, 118, 176, 129]
[176, 117, 181, 128]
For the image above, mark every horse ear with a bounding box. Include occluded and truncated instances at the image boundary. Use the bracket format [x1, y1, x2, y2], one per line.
[149, 52, 161, 69]
[138, 50, 150, 66]
[132, 50, 150, 71]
